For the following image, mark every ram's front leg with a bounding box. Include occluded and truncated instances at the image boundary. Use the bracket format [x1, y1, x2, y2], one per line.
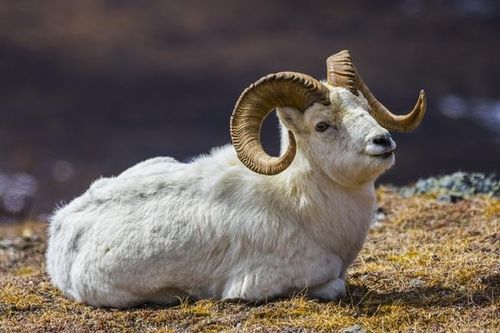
[221, 272, 288, 302]
[221, 254, 344, 302]
[220, 262, 316, 301]
[307, 278, 346, 301]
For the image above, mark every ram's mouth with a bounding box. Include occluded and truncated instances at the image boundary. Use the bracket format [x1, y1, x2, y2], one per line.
[373, 151, 394, 158]
[367, 148, 395, 158]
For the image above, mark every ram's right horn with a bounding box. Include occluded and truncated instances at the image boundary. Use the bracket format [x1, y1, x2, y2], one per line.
[326, 49, 426, 132]
[356, 75, 426, 132]
[230, 72, 330, 175]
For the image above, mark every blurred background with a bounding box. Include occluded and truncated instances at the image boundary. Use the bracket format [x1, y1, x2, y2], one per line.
[0, 0, 499, 219]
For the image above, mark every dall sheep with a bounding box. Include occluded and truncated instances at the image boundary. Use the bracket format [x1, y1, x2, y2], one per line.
[46, 50, 426, 308]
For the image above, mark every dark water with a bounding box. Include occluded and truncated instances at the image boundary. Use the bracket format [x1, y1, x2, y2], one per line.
[0, 0, 499, 217]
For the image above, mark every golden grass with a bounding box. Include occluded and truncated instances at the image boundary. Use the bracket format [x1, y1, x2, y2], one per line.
[0, 189, 498, 332]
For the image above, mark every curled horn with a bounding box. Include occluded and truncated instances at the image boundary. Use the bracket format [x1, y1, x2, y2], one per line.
[230, 72, 330, 175]
[326, 50, 426, 132]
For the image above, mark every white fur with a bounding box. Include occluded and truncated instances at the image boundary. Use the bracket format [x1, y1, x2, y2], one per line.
[46, 86, 395, 308]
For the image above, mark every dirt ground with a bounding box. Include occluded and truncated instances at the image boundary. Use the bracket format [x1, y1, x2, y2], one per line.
[0, 188, 498, 332]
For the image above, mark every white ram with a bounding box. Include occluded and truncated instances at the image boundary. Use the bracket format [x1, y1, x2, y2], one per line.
[46, 50, 426, 308]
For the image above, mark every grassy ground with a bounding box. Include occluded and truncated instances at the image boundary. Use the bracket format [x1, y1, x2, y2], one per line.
[0, 188, 498, 332]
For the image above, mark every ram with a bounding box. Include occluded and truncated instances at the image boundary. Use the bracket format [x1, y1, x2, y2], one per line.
[46, 50, 426, 308]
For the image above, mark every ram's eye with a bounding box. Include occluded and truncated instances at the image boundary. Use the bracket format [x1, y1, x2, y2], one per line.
[315, 122, 330, 132]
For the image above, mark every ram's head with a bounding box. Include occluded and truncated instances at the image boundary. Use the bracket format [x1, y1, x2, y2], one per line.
[230, 50, 426, 185]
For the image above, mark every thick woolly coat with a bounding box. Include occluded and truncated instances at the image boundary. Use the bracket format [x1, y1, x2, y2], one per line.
[46, 87, 391, 308]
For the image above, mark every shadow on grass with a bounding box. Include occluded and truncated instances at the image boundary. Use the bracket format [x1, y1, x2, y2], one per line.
[346, 275, 499, 313]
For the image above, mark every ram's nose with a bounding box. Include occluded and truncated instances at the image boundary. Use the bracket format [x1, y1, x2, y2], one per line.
[365, 133, 396, 156]
[372, 134, 394, 149]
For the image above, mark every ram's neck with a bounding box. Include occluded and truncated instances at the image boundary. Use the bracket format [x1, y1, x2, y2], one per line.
[200, 141, 375, 263]
[270, 145, 376, 264]
[274, 150, 376, 209]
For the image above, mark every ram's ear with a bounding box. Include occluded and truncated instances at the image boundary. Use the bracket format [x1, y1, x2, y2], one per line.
[276, 106, 304, 133]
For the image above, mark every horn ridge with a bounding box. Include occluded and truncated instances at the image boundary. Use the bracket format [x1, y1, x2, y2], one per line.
[326, 50, 358, 95]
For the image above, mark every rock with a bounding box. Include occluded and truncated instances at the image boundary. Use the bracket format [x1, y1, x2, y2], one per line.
[399, 172, 500, 198]
[409, 277, 424, 288]
[0, 238, 14, 249]
[371, 207, 386, 228]
[437, 194, 464, 203]
[341, 324, 366, 333]
[0, 237, 33, 250]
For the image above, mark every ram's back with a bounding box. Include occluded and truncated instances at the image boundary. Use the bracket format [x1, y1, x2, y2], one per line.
[45, 156, 192, 302]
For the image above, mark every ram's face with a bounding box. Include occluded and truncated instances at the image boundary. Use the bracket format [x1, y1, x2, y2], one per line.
[279, 87, 396, 186]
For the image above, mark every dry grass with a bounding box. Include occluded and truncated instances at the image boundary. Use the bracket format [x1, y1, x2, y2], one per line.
[0, 189, 498, 332]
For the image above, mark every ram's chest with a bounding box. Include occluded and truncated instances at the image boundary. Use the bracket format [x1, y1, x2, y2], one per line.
[307, 188, 375, 267]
